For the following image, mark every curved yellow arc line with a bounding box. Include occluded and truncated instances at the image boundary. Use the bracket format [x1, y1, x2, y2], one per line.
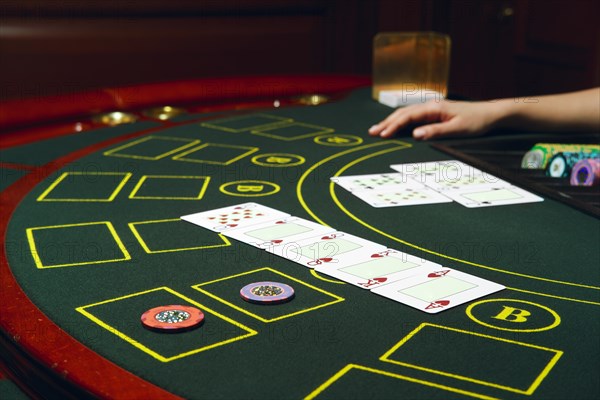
[297, 140, 412, 226]
[296, 141, 600, 295]
[310, 269, 345, 284]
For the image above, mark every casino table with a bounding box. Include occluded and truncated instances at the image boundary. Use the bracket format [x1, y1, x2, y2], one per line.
[1, 76, 598, 400]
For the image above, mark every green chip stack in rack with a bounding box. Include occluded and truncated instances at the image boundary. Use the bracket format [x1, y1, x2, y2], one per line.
[545, 151, 599, 178]
[521, 143, 600, 170]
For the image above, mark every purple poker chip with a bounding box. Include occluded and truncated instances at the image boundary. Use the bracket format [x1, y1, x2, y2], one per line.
[570, 158, 600, 186]
[240, 281, 295, 304]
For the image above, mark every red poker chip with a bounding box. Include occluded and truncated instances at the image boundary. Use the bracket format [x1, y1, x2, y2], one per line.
[141, 305, 204, 333]
[240, 281, 295, 305]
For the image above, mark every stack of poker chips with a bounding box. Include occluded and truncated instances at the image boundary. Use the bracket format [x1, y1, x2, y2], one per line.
[521, 143, 600, 185]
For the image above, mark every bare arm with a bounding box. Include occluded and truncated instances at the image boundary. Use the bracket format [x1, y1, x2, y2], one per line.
[368, 87, 600, 140]
[495, 87, 600, 132]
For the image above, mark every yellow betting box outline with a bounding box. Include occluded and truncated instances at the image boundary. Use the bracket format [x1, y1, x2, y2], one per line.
[103, 135, 200, 160]
[251, 122, 334, 141]
[295, 140, 600, 305]
[128, 218, 231, 254]
[250, 122, 335, 142]
[37, 172, 132, 202]
[192, 267, 344, 323]
[200, 113, 293, 132]
[172, 143, 259, 165]
[379, 323, 563, 395]
[305, 364, 499, 400]
[26, 221, 131, 269]
[76, 286, 258, 362]
[128, 175, 211, 200]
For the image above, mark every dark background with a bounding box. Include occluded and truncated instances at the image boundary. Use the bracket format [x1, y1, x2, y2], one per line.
[0, 0, 598, 101]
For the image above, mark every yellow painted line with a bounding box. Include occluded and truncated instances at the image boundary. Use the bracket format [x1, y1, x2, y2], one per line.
[465, 298, 562, 333]
[76, 287, 257, 362]
[331, 145, 600, 291]
[192, 267, 344, 323]
[295, 141, 600, 303]
[128, 218, 231, 254]
[380, 323, 563, 395]
[304, 363, 500, 400]
[507, 286, 600, 306]
[310, 269, 345, 284]
[172, 143, 259, 165]
[128, 175, 211, 200]
[104, 136, 200, 160]
[37, 172, 132, 202]
[297, 140, 412, 226]
[27, 221, 131, 269]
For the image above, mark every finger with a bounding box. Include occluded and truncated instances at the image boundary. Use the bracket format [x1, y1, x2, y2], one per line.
[413, 118, 465, 140]
[368, 107, 410, 136]
[368, 124, 384, 136]
[380, 103, 443, 138]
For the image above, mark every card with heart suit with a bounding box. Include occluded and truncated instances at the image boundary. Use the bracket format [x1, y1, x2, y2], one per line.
[268, 231, 386, 269]
[180, 203, 290, 232]
[315, 248, 441, 289]
[352, 186, 452, 207]
[443, 186, 543, 208]
[330, 173, 423, 192]
[222, 216, 336, 249]
[371, 267, 505, 313]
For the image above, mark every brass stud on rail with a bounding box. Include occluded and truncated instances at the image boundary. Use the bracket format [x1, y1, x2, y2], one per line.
[293, 94, 330, 106]
[92, 111, 138, 126]
[142, 106, 186, 120]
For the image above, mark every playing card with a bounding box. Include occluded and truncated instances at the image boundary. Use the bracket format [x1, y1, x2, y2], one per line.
[371, 267, 505, 314]
[418, 173, 511, 192]
[330, 173, 423, 192]
[352, 187, 452, 207]
[268, 231, 386, 269]
[390, 160, 485, 183]
[443, 186, 544, 208]
[180, 203, 290, 232]
[222, 216, 336, 249]
[315, 248, 441, 289]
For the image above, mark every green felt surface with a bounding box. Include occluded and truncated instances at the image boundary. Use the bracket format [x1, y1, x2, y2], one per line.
[0, 168, 28, 192]
[0, 380, 30, 400]
[0, 122, 159, 166]
[4, 88, 600, 399]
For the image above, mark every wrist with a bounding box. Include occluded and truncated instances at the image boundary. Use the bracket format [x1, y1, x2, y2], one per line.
[490, 99, 519, 129]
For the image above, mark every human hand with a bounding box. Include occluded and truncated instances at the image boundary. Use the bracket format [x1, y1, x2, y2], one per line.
[368, 99, 501, 140]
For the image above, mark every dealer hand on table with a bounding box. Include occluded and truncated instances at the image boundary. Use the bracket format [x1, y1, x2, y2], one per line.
[369, 87, 600, 140]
